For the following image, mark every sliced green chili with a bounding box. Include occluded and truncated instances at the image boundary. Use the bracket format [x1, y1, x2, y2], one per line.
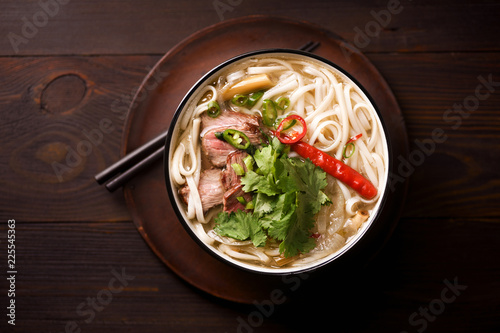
[276, 96, 290, 111]
[231, 94, 249, 107]
[207, 101, 221, 118]
[247, 90, 264, 107]
[342, 142, 356, 159]
[222, 129, 250, 150]
[262, 99, 278, 127]
[214, 131, 224, 140]
[236, 196, 247, 205]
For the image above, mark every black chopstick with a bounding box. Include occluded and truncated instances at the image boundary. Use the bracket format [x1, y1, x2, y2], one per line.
[103, 146, 164, 192]
[298, 40, 320, 53]
[94, 130, 167, 185]
[96, 41, 321, 192]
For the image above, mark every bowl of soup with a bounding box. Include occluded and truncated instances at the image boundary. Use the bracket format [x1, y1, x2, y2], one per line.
[164, 49, 390, 275]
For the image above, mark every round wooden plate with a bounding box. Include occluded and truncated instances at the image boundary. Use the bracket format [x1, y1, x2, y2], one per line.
[121, 15, 408, 303]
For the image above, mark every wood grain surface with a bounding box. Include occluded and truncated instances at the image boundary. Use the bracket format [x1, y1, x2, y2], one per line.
[1, 0, 499, 332]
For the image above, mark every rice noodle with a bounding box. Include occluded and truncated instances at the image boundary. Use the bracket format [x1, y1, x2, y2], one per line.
[219, 244, 270, 264]
[247, 65, 287, 74]
[186, 176, 205, 223]
[193, 222, 214, 245]
[227, 70, 245, 83]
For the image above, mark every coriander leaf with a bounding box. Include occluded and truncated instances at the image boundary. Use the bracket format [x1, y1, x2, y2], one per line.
[214, 210, 249, 241]
[279, 224, 317, 258]
[253, 192, 275, 216]
[280, 157, 330, 210]
[271, 136, 290, 156]
[248, 218, 267, 248]
[240, 170, 262, 192]
[270, 157, 331, 257]
[241, 170, 280, 196]
[264, 192, 297, 240]
[216, 141, 332, 258]
[253, 144, 277, 175]
[214, 210, 266, 247]
[278, 192, 318, 257]
[273, 155, 285, 180]
[318, 191, 332, 207]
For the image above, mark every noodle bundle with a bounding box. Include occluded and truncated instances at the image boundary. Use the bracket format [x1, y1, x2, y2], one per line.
[168, 53, 388, 271]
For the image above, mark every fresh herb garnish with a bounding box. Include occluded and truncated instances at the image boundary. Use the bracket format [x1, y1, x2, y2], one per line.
[214, 138, 331, 258]
[214, 209, 267, 248]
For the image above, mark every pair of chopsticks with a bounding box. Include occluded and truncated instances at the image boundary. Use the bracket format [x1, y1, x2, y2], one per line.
[95, 41, 320, 192]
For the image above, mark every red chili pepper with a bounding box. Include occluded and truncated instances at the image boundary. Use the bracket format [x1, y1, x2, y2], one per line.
[291, 141, 378, 200]
[347, 133, 362, 143]
[275, 115, 307, 144]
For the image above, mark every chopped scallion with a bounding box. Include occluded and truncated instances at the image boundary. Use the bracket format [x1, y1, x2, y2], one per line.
[231, 163, 245, 176]
[207, 101, 221, 118]
[245, 201, 255, 210]
[276, 96, 290, 111]
[231, 94, 249, 107]
[243, 154, 255, 171]
[262, 99, 277, 126]
[247, 90, 264, 107]
[342, 142, 355, 159]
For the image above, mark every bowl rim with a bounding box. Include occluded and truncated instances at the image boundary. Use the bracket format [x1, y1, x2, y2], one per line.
[164, 48, 392, 276]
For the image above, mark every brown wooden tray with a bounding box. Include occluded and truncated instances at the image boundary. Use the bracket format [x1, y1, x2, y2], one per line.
[121, 15, 408, 303]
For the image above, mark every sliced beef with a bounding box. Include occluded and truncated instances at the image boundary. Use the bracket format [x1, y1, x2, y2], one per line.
[221, 150, 249, 190]
[179, 168, 224, 212]
[201, 131, 235, 168]
[201, 108, 260, 130]
[201, 110, 264, 167]
[179, 110, 262, 214]
[223, 184, 253, 213]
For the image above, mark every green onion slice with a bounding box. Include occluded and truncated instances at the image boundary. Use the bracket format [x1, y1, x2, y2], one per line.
[231, 94, 249, 107]
[231, 163, 245, 176]
[245, 201, 255, 210]
[207, 101, 221, 118]
[247, 90, 264, 107]
[276, 96, 290, 111]
[243, 154, 255, 172]
[262, 99, 278, 127]
[342, 142, 356, 159]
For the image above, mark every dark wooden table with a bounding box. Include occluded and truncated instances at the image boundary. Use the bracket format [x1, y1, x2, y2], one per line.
[1, 1, 499, 332]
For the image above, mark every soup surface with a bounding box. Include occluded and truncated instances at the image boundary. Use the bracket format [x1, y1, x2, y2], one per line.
[170, 54, 387, 270]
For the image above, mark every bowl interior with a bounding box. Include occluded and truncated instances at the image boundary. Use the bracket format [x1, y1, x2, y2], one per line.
[165, 49, 390, 275]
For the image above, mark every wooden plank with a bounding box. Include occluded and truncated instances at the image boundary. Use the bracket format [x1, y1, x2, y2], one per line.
[0, 221, 293, 332]
[1, 0, 499, 56]
[1, 52, 499, 221]
[1, 218, 498, 332]
[368, 52, 500, 218]
[0, 55, 161, 221]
